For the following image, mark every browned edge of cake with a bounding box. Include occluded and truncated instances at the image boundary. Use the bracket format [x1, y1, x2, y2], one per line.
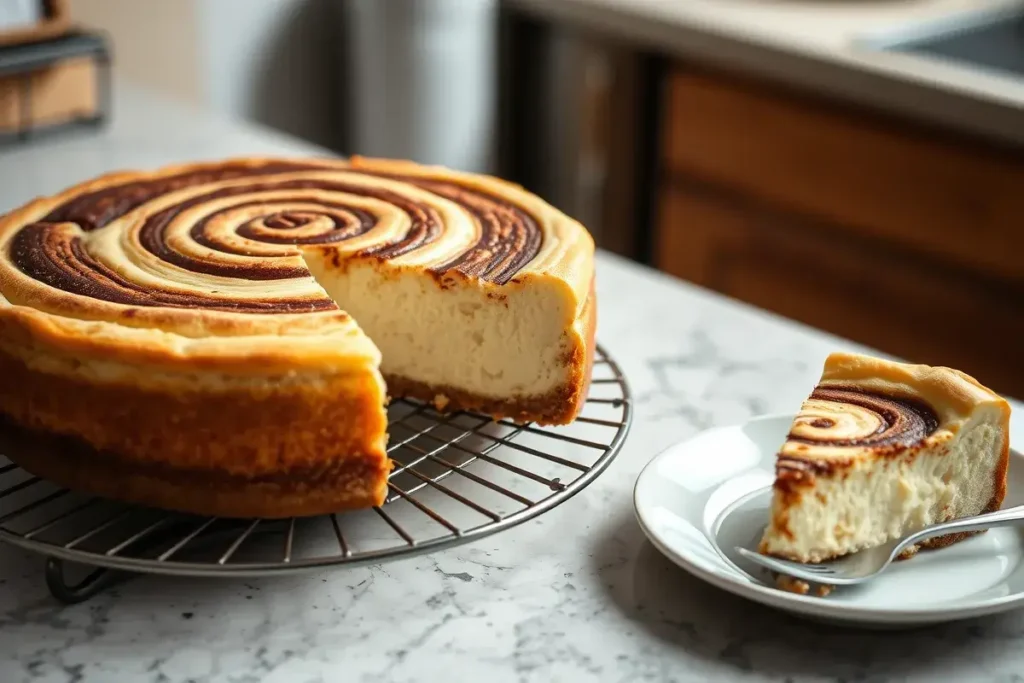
[0, 347, 391, 518]
[3, 423, 390, 518]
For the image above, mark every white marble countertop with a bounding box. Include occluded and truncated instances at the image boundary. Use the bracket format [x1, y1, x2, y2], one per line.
[1, 85, 1023, 683]
[509, 0, 1024, 147]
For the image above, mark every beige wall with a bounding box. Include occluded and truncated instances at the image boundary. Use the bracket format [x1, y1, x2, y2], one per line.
[70, 0, 202, 105]
[68, 0, 340, 148]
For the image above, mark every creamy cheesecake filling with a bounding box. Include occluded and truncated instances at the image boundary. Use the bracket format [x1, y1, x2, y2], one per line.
[304, 255, 573, 401]
[763, 414, 1005, 563]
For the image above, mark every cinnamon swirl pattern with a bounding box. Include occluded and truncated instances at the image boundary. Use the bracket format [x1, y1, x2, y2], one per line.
[0, 158, 550, 322]
[787, 386, 939, 451]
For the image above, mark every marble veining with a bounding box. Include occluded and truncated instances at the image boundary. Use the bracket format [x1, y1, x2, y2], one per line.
[1, 84, 1023, 683]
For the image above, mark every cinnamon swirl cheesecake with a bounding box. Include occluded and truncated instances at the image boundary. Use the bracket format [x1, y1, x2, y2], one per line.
[0, 157, 596, 518]
[759, 352, 1011, 564]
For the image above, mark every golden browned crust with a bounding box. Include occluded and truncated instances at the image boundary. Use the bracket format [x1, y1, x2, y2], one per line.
[2, 422, 389, 519]
[0, 349, 390, 518]
[821, 352, 1011, 419]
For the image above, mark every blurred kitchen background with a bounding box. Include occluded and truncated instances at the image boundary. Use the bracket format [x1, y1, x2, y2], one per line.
[1, 0, 1022, 395]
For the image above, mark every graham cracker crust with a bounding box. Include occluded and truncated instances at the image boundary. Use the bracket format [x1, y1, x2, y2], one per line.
[385, 374, 587, 426]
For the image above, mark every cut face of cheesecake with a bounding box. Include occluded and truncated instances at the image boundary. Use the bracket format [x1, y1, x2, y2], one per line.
[759, 352, 1011, 564]
[301, 157, 595, 423]
[0, 156, 596, 518]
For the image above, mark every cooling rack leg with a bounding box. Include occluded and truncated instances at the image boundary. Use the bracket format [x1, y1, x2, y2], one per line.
[45, 558, 126, 604]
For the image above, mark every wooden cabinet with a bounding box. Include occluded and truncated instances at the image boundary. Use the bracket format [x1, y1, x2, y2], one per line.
[655, 67, 1024, 396]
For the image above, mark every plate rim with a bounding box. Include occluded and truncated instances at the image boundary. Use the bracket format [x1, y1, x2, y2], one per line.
[633, 412, 1024, 625]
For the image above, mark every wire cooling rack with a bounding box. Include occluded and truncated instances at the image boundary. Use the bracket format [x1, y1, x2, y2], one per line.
[0, 345, 631, 603]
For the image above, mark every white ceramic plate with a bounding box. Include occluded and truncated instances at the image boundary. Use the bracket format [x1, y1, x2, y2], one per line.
[633, 414, 1024, 627]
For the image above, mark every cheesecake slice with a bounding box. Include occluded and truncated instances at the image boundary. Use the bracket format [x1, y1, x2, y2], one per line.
[759, 352, 1011, 564]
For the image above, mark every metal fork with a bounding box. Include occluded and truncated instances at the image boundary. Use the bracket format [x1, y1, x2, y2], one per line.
[737, 504, 1024, 587]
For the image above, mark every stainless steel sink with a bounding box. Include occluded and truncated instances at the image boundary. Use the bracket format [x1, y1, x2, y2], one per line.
[862, 5, 1024, 81]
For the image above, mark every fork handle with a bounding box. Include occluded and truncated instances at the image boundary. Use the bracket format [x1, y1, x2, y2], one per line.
[896, 504, 1024, 556]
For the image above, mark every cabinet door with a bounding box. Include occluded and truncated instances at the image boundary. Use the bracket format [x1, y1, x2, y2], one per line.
[656, 183, 1024, 396]
[662, 69, 1024, 285]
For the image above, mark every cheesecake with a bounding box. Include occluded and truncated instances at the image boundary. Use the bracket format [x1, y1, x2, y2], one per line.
[0, 156, 596, 518]
[759, 352, 1011, 564]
